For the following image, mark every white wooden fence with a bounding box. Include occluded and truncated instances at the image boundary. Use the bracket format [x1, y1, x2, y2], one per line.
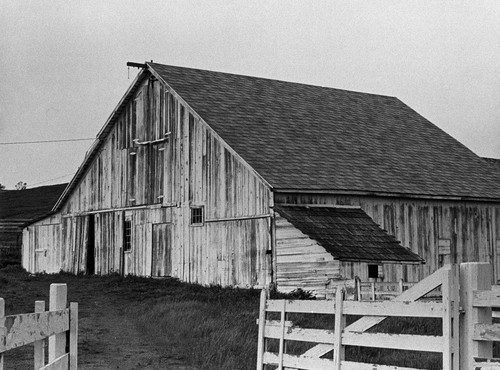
[257, 263, 500, 370]
[354, 278, 415, 301]
[0, 283, 78, 370]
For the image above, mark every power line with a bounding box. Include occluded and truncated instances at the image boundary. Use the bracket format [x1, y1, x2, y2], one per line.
[29, 173, 75, 187]
[0, 138, 94, 145]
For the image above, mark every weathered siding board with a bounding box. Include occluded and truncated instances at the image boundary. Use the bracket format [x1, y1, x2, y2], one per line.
[275, 193, 500, 282]
[274, 213, 340, 293]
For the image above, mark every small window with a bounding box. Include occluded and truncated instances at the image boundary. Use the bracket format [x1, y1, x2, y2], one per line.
[124, 219, 132, 252]
[191, 206, 204, 225]
[368, 264, 381, 279]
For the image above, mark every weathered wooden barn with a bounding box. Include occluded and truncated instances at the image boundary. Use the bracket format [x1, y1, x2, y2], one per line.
[0, 184, 67, 267]
[22, 62, 500, 293]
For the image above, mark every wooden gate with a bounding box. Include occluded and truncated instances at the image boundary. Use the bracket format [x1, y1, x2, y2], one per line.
[257, 265, 459, 369]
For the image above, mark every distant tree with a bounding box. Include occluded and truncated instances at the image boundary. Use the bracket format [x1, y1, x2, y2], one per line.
[0, 183, 5, 190]
[15, 181, 27, 190]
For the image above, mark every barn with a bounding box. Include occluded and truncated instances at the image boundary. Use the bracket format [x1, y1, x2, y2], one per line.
[22, 62, 500, 293]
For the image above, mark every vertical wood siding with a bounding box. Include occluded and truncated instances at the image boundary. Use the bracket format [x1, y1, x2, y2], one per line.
[274, 193, 500, 283]
[274, 213, 340, 293]
[24, 74, 271, 288]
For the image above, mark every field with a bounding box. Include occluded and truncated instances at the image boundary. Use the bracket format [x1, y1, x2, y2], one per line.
[0, 265, 483, 370]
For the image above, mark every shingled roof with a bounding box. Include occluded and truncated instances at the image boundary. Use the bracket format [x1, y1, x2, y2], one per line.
[274, 205, 423, 263]
[149, 63, 500, 200]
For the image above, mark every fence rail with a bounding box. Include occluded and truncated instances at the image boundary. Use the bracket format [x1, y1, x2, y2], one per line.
[0, 283, 78, 370]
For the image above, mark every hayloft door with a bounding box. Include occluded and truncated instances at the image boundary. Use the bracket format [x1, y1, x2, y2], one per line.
[151, 223, 172, 277]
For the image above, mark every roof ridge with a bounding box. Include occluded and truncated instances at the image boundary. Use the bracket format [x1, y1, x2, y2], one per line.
[147, 62, 398, 100]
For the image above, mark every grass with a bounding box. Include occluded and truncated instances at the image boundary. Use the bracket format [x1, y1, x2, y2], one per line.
[1, 265, 497, 369]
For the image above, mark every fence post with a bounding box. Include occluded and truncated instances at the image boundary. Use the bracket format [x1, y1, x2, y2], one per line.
[69, 302, 78, 370]
[371, 281, 375, 301]
[354, 276, 360, 301]
[0, 298, 4, 370]
[442, 264, 459, 370]
[459, 262, 492, 369]
[256, 288, 267, 370]
[399, 279, 404, 294]
[48, 284, 67, 363]
[34, 300, 46, 369]
[333, 288, 345, 369]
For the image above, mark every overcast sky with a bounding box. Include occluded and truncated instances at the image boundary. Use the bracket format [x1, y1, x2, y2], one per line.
[1, 1, 499, 189]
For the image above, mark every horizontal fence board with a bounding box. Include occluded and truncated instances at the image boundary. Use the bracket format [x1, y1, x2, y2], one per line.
[341, 360, 423, 370]
[342, 332, 443, 353]
[473, 323, 500, 342]
[263, 351, 333, 370]
[0, 309, 69, 352]
[343, 301, 443, 318]
[39, 353, 69, 370]
[266, 299, 334, 314]
[474, 290, 500, 308]
[265, 323, 335, 344]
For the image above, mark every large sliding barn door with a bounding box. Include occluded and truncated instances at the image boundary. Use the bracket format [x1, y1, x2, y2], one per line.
[151, 223, 172, 277]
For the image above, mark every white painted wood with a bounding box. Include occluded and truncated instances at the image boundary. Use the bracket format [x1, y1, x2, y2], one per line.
[333, 289, 344, 370]
[278, 300, 286, 370]
[342, 332, 443, 352]
[473, 323, 500, 341]
[264, 325, 335, 344]
[263, 352, 333, 370]
[442, 264, 459, 370]
[266, 299, 335, 314]
[49, 284, 67, 363]
[460, 263, 493, 369]
[343, 300, 443, 318]
[39, 353, 69, 370]
[0, 298, 4, 370]
[34, 300, 46, 369]
[69, 303, 78, 370]
[0, 310, 70, 352]
[341, 361, 423, 370]
[256, 289, 266, 370]
[300, 266, 447, 359]
[474, 290, 500, 307]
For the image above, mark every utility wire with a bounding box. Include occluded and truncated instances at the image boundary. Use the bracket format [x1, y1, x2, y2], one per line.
[0, 138, 94, 145]
[29, 173, 75, 187]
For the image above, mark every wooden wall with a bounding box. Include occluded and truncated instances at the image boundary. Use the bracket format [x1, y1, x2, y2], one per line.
[23, 72, 272, 288]
[274, 212, 340, 293]
[274, 193, 500, 283]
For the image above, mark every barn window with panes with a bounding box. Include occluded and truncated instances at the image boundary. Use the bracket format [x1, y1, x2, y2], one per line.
[191, 206, 204, 225]
[124, 219, 132, 252]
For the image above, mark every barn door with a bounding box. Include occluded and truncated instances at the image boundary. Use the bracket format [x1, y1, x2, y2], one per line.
[151, 223, 172, 277]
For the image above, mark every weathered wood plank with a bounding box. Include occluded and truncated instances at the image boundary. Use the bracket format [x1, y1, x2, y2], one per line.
[474, 290, 500, 308]
[343, 300, 443, 318]
[39, 353, 69, 370]
[342, 332, 443, 352]
[0, 309, 69, 352]
[266, 299, 335, 314]
[265, 324, 335, 344]
[473, 323, 500, 342]
[263, 352, 334, 370]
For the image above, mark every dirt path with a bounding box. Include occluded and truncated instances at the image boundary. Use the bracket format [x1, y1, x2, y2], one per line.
[74, 283, 197, 370]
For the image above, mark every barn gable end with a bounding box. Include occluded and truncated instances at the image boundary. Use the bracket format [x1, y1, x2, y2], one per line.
[23, 67, 272, 287]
